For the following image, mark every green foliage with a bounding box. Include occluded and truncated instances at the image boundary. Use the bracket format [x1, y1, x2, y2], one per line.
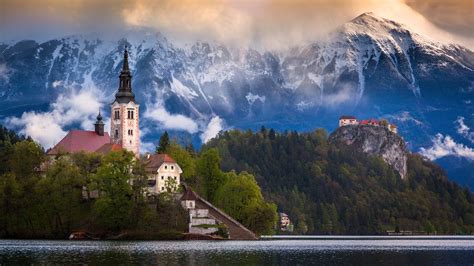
[204, 128, 474, 235]
[36, 157, 84, 237]
[214, 171, 277, 235]
[156, 131, 170, 154]
[196, 148, 225, 201]
[166, 142, 196, 180]
[0, 125, 190, 239]
[10, 141, 44, 181]
[91, 150, 137, 232]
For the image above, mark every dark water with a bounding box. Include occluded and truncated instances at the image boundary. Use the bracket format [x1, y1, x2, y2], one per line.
[0, 238, 473, 265]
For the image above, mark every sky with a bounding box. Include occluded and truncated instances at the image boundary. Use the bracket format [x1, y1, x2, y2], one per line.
[0, 0, 473, 49]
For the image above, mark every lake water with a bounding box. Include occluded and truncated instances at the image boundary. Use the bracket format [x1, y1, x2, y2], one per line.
[0, 238, 473, 265]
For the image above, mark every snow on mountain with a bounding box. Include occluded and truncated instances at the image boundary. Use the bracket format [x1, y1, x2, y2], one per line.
[1, 12, 474, 187]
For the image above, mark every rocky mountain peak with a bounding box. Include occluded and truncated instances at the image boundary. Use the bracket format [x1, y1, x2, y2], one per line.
[328, 125, 408, 179]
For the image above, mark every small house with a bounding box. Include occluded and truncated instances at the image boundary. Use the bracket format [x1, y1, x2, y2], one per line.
[144, 153, 182, 194]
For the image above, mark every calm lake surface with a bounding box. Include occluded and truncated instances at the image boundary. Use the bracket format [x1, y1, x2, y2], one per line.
[1, 237, 473, 265]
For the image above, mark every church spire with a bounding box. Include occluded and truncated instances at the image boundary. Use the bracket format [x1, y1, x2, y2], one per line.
[114, 46, 135, 103]
[122, 45, 130, 73]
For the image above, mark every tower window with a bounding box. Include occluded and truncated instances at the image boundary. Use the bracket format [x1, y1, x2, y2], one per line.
[115, 129, 118, 137]
[127, 110, 134, 119]
[127, 129, 133, 136]
[114, 110, 120, 120]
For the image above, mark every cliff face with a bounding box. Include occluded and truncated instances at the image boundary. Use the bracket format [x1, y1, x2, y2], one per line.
[328, 125, 408, 179]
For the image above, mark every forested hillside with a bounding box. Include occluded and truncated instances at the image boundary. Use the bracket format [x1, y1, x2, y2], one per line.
[203, 128, 474, 234]
[0, 125, 276, 239]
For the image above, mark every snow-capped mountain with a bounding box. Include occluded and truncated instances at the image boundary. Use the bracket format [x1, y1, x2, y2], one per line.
[1, 13, 473, 188]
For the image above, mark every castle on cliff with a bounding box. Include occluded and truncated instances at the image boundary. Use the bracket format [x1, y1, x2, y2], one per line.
[339, 115, 398, 134]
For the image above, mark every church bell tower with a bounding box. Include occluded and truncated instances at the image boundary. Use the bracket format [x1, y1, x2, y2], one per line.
[111, 47, 140, 156]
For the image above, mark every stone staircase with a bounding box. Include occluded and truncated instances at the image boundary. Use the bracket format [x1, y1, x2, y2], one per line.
[194, 196, 257, 240]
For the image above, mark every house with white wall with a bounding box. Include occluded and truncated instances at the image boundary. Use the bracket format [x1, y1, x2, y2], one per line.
[144, 153, 182, 194]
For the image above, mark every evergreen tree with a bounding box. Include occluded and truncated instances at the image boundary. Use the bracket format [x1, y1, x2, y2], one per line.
[156, 131, 170, 154]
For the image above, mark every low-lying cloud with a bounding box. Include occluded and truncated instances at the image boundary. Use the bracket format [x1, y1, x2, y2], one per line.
[6, 87, 103, 149]
[201, 116, 224, 143]
[456, 116, 474, 144]
[419, 134, 474, 161]
[144, 99, 199, 134]
[0, 64, 11, 83]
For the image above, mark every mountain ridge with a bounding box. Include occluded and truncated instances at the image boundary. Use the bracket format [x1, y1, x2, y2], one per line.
[0, 12, 473, 188]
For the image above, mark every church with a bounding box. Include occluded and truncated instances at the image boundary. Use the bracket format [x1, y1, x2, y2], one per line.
[47, 48, 182, 194]
[48, 48, 140, 157]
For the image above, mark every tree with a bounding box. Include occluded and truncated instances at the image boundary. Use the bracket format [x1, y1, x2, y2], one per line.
[36, 156, 84, 237]
[70, 152, 102, 199]
[166, 142, 196, 181]
[379, 119, 389, 127]
[91, 150, 136, 232]
[214, 171, 277, 235]
[9, 141, 44, 182]
[196, 148, 225, 201]
[156, 131, 170, 154]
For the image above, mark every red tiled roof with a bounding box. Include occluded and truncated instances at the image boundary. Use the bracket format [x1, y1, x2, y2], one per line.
[95, 143, 122, 154]
[360, 120, 369, 125]
[144, 153, 177, 171]
[370, 119, 379, 124]
[47, 130, 111, 155]
[339, 115, 356, 120]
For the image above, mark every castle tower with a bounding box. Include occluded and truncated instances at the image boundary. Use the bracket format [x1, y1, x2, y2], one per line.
[111, 47, 140, 156]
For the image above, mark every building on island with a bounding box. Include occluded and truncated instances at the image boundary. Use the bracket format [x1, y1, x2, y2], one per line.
[338, 115, 358, 127]
[47, 112, 120, 155]
[110, 48, 140, 157]
[338, 115, 398, 134]
[181, 188, 219, 236]
[180, 186, 257, 240]
[279, 212, 293, 232]
[48, 47, 139, 157]
[144, 153, 183, 194]
[389, 124, 398, 134]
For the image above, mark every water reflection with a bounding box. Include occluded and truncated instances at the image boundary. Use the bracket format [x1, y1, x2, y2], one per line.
[1, 239, 473, 265]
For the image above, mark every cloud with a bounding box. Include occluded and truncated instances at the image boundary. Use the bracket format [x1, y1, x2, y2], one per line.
[0, 64, 11, 82]
[201, 116, 224, 143]
[387, 111, 423, 125]
[404, 0, 474, 37]
[419, 134, 474, 161]
[322, 86, 355, 107]
[52, 80, 64, 88]
[0, 0, 472, 49]
[5, 87, 104, 149]
[144, 99, 199, 134]
[7, 112, 67, 149]
[140, 141, 156, 154]
[456, 116, 474, 144]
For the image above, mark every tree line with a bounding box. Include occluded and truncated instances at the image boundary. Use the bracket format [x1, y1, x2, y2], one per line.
[203, 127, 474, 235]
